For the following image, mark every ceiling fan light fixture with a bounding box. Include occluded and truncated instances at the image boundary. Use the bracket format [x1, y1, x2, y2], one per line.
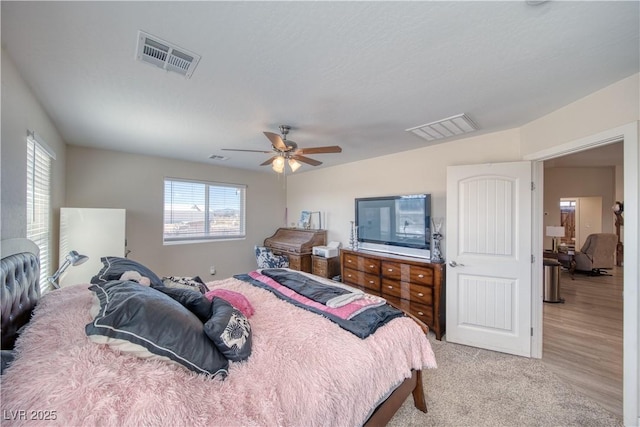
[272, 156, 285, 173]
[288, 158, 301, 172]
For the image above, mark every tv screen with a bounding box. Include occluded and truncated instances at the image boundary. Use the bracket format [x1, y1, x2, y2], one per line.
[355, 194, 431, 251]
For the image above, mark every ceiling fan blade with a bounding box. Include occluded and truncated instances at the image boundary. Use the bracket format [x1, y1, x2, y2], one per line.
[221, 148, 272, 153]
[263, 132, 288, 151]
[296, 145, 342, 155]
[292, 155, 322, 166]
[260, 156, 278, 166]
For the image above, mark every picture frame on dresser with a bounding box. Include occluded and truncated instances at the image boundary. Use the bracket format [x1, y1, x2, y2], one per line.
[299, 210, 311, 229]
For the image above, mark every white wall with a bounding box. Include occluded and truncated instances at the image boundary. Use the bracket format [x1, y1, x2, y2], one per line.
[1, 49, 67, 274]
[286, 128, 522, 251]
[520, 73, 639, 155]
[65, 146, 286, 280]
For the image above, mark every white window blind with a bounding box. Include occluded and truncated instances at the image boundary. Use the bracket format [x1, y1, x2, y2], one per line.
[163, 178, 246, 243]
[26, 131, 55, 292]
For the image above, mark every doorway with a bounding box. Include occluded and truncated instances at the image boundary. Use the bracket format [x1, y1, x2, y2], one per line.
[542, 146, 624, 419]
[541, 147, 622, 416]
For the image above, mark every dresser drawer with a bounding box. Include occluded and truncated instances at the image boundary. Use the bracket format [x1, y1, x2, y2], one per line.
[381, 261, 434, 286]
[343, 253, 380, 274]
[343, 267, 380, 293]
[381, 279, 433, 306]
[385, 295, 434, 327]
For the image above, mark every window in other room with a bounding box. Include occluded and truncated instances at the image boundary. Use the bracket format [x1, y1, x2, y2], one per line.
[163, 178, 246, 244]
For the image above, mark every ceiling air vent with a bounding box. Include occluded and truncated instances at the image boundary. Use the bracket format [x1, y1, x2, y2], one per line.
[406, 114, 478, 142]
[136, 31, 201, 79]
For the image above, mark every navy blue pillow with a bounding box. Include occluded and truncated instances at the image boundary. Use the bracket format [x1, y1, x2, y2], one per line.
[86, 280, 228, 377]
[154, 286, 212, 322]
[91, 257, 163, 288]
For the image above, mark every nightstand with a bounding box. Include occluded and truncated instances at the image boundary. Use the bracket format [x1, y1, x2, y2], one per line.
[312, 255, 341, 279]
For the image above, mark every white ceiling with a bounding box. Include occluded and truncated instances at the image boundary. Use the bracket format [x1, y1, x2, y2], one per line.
[2, 1, 638, 173]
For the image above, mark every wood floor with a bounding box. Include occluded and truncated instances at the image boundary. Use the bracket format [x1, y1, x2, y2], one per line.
[542, 265, 623, 418]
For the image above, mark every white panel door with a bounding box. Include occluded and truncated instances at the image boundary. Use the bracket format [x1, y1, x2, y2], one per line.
[446, 162, 532, 357]
[59, 208, 126, 287]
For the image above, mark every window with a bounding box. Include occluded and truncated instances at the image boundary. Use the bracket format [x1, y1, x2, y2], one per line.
[163, 178, 246, 243]
[26, 131, 55, 292]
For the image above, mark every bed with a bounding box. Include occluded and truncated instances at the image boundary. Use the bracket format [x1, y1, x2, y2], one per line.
[0, 238, 436, 426]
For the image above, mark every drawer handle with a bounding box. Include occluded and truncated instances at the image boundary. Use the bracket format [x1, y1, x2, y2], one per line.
[418, 274, 424, 278]
[418, 293, 424, 297]
[387, 268, 393, 272]
[369, 264, 374, 268]
[418, 311, 424, 316]
[348, 260, 352, 263]
[387, 285, 393, 289]
[347, 274, 352, 278]
[369, 280, 374, 284]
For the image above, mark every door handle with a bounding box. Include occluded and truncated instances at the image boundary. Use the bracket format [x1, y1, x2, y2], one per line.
[449, 260, 464, 267]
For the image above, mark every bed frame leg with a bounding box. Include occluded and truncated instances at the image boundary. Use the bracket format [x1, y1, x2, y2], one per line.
[412, 370, 428, 412]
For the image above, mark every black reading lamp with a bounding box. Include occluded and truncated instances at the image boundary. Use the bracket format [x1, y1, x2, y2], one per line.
[48, 250, 89, 289]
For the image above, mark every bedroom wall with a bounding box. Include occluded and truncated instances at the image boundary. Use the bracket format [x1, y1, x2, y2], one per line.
[520, 73, 639, 155]
[1, 49, 67, 273]
[65, 146, 286, 280]
[285, 128, 522, 251]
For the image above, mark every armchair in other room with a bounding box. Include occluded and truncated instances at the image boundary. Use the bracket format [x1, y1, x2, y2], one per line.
[254, 246, 289, 269]
[574, 233, 618, 275]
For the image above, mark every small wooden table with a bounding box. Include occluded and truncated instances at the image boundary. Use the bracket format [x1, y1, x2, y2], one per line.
[312, 255, 341, 279]
[544, 251, 576, 279]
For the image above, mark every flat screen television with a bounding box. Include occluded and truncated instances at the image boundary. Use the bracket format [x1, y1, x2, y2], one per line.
[355, 194, 431, 259]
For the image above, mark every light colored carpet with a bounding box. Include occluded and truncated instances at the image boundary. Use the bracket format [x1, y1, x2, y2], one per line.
[387, 333, 623, 427]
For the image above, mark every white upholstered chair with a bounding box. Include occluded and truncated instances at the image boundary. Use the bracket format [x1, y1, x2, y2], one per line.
[254, 246, 289, 269]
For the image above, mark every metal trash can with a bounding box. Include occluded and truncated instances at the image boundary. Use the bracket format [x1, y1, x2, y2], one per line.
[543, 259, 564, 303]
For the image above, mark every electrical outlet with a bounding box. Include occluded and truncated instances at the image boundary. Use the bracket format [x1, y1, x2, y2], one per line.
[209, 265, 216, 275]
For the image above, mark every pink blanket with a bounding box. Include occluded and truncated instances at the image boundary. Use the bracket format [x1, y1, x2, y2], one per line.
[1, 278, 436, 426]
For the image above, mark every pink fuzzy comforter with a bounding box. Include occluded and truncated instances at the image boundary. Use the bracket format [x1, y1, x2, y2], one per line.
[1, 277, 436, 427]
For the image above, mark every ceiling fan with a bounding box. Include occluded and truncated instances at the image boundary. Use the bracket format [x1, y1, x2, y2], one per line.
[222, 125, 342, 173]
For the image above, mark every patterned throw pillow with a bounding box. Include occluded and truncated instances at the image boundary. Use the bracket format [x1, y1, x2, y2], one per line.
[204, 298, 252, 362]
[254, 246, 289, 268]
[162, 276, 208, 294]
[204, 289, 255, 318]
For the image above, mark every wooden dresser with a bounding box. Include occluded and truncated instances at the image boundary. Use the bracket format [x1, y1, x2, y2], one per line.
[264, 228, 326, 273]
[340, 248, 445, 340]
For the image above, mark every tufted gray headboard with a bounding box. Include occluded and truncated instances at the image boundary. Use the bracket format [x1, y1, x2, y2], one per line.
[1, 239, 41, 350]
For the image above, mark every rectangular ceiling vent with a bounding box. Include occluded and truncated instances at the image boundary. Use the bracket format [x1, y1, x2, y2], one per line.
[136, 31, 201, 79]
[406, 113, 478, 142]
